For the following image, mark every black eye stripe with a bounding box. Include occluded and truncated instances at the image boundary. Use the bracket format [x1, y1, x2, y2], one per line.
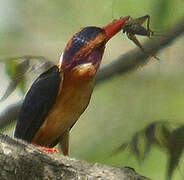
[64, 27, 103, 61]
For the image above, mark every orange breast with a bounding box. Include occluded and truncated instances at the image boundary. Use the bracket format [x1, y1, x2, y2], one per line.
[32, 64, 96, 147]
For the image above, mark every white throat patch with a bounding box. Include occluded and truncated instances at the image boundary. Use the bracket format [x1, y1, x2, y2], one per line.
[59, 52, 64, 64]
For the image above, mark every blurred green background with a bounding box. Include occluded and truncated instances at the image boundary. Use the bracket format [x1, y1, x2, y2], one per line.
[0, 0, 184, 179]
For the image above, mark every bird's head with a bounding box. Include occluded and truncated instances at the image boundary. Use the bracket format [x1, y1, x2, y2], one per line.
[60, 16, 130, 73]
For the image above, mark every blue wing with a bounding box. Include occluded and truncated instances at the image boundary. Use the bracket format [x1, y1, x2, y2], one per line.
[14, 65, 62, 142]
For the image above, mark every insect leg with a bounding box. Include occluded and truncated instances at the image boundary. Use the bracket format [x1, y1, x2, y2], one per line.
[145, 15, 154, 37]
[127, 33, 160, 60]
[127, 33, 146, 53]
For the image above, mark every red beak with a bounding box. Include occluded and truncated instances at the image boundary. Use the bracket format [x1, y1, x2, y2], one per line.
[103, 16, 130, 42]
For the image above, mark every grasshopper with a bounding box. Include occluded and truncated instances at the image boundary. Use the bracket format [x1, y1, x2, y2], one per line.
[121, 15, 159, 60]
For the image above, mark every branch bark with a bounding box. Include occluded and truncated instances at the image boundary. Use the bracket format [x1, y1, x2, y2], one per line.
[0, 133, 150, 180]
[0, 101, 22, 128]
[0, 18, 184, 129]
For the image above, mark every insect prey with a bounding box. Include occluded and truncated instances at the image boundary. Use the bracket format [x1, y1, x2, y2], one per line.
[121, 15, 159, 60]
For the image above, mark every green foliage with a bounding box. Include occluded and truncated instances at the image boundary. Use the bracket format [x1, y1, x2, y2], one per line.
[1, 56, 52, 102]
[167, 126, 184, 180]
[1, 59, 29, 101]
[114, 121, 184, 179]
[8, 59, 28, 90]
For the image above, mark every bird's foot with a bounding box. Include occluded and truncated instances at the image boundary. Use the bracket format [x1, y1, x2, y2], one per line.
[38, 146, 60, 153]
[32, 143, 60, 153]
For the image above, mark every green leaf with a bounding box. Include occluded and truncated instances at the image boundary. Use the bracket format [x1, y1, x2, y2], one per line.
[1, 56, 53, 102]
[161, 124, 172, 149]
[144, 122, 157, 160]
[113, 143, 129, 155]
[1, 60, 30, 102]
[167, 126, 184, 180]
[130, 132, 142, 163]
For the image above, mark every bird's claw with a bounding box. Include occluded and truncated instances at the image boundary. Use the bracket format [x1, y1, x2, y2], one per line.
[32, 143, 60, 153]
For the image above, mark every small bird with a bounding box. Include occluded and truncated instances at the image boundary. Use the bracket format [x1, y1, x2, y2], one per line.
[14, 16, 130, 155]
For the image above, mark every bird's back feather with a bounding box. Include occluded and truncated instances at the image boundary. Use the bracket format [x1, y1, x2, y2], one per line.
[14, 65, 62, 142]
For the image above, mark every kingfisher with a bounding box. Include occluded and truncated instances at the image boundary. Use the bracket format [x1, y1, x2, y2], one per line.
[14, 16, 130, 155]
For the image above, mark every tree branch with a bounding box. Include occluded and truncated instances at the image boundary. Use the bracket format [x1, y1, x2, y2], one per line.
[0, 18, 184, 129]
[96, 18, 184, 84]
[0, 101, 22, 129]
[0, 133, 150, 180]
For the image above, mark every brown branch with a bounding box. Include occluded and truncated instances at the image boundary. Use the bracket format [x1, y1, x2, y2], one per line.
[0, 133, 150, 180]
[0, 101, 22, 129]
[0, 18, 184, 130]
